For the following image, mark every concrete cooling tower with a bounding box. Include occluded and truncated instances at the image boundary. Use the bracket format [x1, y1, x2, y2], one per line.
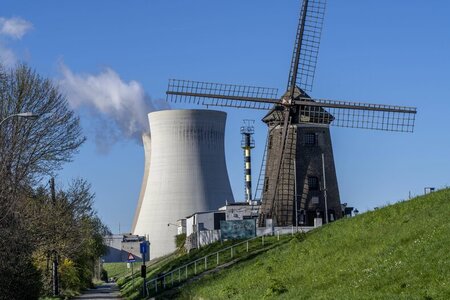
[133, 109, 235, 259]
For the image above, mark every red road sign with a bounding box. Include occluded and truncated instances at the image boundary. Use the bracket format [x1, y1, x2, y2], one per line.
[127, 253, 136, 262]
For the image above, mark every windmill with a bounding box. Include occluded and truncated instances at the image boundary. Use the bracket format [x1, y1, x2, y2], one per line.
[166, 0, 417, 227]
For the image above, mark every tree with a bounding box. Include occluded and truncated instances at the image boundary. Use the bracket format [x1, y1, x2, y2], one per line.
[0, 205, 42, 300]
[0, 63, 85, 206]
[23, 178, 110, 295]
[0, 63, 86, 299]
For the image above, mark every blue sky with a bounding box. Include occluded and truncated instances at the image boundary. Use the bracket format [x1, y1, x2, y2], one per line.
[2, 0, 449, 233]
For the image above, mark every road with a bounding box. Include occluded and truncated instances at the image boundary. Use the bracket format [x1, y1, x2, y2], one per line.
[73, 283, 122, 299]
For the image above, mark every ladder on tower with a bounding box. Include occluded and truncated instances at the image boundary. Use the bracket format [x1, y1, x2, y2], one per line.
[273, 121, 297, 226]
[254, 132, 270, 201]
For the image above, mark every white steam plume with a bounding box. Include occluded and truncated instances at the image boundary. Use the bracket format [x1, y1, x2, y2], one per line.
[59, 63, 168, 153]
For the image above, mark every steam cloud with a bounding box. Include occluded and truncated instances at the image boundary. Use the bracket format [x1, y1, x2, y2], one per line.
[59, 63, 168, 153]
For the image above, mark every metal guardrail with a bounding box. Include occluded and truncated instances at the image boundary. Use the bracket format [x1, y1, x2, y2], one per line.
[145, 229, 303, 296]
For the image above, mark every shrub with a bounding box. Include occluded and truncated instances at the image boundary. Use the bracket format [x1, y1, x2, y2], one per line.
[60, 259, 81, 291]
[101, 269, 108, 282]
[175, 233, 186, 250]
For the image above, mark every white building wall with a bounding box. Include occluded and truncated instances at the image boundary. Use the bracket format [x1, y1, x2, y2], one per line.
[186, 215, 195, 237]
[197, 212, 215, 231]
[133, 109, 234, 259]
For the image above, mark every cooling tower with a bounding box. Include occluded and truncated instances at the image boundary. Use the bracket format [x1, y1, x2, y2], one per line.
[133, 109, 235, 259]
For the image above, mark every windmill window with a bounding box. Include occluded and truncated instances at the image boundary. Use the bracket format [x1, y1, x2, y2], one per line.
[264, 177, 269, 192]
[308, 176, 319, 191]
[304, 133, 316, 145]
[268, 135, 273, 149]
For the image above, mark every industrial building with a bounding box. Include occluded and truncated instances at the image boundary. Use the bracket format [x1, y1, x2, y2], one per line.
[102, 234, 147, 263]
[132, 109, 235, 259]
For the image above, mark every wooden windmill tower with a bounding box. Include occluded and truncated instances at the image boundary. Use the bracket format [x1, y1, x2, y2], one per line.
[166, 0, 417, 227]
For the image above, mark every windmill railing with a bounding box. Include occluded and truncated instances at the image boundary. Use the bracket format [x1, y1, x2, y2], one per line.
[144, 228, 306, 296]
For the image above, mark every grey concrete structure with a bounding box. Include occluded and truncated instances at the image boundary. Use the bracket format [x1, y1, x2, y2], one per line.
[102, 234, 147, 263]
[133, 109, 234, 259]
[132, 133, 151, 233]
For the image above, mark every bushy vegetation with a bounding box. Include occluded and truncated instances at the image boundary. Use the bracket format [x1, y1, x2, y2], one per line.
[175, 233, 187, 250]
[178, 189, 450, 299]
[24, 179, 110, 297]
[0, 64, 109, 299]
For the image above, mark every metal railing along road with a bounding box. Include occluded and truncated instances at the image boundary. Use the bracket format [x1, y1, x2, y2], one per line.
[145, 229, 302, 296]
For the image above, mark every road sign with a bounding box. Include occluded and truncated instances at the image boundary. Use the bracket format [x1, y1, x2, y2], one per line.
[140, 242, 148, 254]
[127, 253, 136, 262]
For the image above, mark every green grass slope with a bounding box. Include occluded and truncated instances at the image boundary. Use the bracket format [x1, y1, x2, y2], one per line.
[103, 262, 131, 280]
[117, 236, 287, 299]
[177, 189, 450, 299]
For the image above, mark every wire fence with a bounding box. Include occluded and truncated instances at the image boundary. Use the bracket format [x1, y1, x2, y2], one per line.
[145, 230, 300, 296]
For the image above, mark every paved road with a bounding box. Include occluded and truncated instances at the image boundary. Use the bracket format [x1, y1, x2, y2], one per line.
[73, 283, 122, 299]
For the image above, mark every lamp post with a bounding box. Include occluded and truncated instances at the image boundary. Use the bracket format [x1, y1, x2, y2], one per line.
[0, 112, 40, 127]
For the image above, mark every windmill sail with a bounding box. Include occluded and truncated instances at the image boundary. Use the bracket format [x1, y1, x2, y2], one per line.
[295, 98, 416, 132]
[167, 79, 417, 133]
[167, 79, 278, 110]
[287, 0, 326, 92]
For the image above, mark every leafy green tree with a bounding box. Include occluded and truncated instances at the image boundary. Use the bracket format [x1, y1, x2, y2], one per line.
[23, 178, 110, 295]
[0, 63, 85, 299]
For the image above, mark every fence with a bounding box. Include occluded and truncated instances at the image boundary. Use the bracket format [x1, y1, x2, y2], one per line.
[145, 228, 305, 296]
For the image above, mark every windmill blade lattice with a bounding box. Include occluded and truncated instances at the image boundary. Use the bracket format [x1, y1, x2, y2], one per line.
[167, 79, 279, 110]
[295, 98, 417, 132]
[288, 0, 326, 92]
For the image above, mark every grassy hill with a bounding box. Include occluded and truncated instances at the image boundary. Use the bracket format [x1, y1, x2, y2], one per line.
[172, 189, 450, 299]
[114, 235, 287, 299]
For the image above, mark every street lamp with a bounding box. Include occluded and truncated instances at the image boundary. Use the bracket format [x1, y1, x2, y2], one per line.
[0, 112, 40, 127]
[167, 223, 179, 235]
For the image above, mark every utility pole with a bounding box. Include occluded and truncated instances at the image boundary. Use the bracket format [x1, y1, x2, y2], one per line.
[294, 160, 298, 232]
[140, 241, 148, 297]
[50, 177, 59, 296]
[321, 153, 329, 224]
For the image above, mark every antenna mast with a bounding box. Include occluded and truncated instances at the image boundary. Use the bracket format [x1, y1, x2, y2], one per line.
[241, 120, 255, 203]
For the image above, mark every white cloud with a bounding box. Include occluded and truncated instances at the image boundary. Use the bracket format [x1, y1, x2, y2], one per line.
[0, 17, 32, 67]
[59, 63, 168, 152]
[0, 17, 33, 39]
